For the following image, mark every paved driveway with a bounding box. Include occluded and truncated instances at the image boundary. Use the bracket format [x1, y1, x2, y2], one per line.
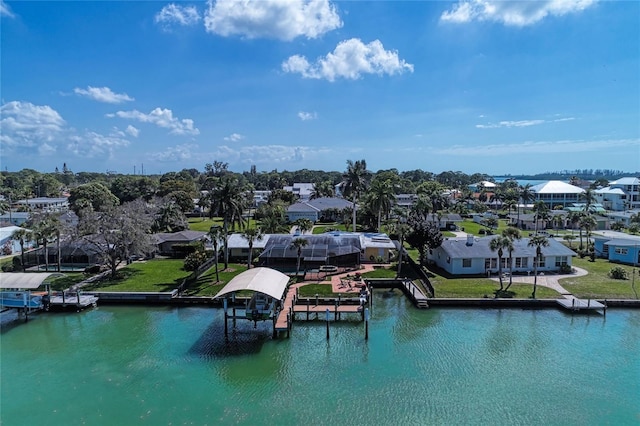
[492, 267, 588, 299]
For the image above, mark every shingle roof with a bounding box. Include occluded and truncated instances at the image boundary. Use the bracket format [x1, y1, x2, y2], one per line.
[440, 236, 576, 259]
[154, 230, 207, 244]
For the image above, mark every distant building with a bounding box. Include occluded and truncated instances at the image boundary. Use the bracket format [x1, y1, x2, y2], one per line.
[468, 181, 497, 193]
[595, 177, 640, 211]
[530, 181, 585, 209]
[283, 183, 315, 202]
[286, 197, 352, 223]
[0, 226, 35, 254]
[14, 197, 69, 212]
[0, 212, 30, 227]
[154, 231, 208, 257]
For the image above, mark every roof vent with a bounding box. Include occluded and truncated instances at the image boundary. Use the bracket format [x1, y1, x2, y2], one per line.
[466, 234, 474, 246]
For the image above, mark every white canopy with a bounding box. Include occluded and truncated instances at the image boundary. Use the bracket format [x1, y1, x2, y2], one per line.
[0, 273, 64, 289]
[214, 267, 289, 300]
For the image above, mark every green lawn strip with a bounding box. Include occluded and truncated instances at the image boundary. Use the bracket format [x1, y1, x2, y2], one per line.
[185, 263, 249, 297]
[296, 283, 358, 298]
[459, 219, 509, 236]
[432, 278, 559, 299]
[312, 224, 349, 234]
[560, 258, 638, 299]
[83, 259, 191, 292]
[188, 217, 223, 232]
[47, 273, 89, 291]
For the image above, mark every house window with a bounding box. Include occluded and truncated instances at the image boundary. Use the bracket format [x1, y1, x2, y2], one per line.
[515, 257, 528, 268]
[535, 256, 545, 268]
[485, 258, 497, 269]
[241, 248, 249, 254]
[500, 258, 509, 268]
[555, 256, 568, 267]
[615, 248, 628, 255]
[462, 258, 472, 268]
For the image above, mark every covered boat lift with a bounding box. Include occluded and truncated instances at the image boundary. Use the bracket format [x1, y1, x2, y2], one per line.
[0, 273, 63, 319]
[214, 267, 290, 338]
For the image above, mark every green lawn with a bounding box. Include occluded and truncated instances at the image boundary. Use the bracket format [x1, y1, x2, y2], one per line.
[83, 259, 192, 292]
[47, 273, 89, 291]
[188, 217, 224, 232]
[312, 224, 349, 234]
[297, 283, 359, 298]
[183, 263, 249, 297]
[560, 258, 639, 299]
[458, 219, 510, 236]
[432, 277, 560, 299]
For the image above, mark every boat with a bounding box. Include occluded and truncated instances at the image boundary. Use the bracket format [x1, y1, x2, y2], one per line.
[245, 293, 276, 321]
[0, 291, 43, 309]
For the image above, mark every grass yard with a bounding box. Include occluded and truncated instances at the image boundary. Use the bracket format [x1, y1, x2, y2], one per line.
[312, 224, 349, 234]
[431, 277, 560, 299]
[188, 217, 223, 232]
[560, 258, 639, 299]
[47, 273, 89, 291]
[458, 219, 510, 236]
[297, 283, 359, 298]
[184, 263, 249, 297]
[84, 259, 192, 292]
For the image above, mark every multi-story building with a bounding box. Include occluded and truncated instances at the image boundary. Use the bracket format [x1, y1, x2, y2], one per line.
[595, 177, 640, 211]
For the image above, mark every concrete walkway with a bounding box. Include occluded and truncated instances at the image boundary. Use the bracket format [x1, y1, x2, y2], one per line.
[491, 267, 588, 299]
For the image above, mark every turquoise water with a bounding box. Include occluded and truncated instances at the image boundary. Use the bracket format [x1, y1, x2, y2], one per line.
[1, 294, 638, 425]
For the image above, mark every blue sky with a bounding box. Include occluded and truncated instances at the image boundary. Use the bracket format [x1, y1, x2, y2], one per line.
[1, 0, 638, 176]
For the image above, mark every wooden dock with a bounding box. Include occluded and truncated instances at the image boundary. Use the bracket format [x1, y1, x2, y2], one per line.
[47, 293, 99, 310]
[556, 298, 605, 313]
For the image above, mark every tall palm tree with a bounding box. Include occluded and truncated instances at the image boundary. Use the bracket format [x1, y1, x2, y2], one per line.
[367, 178, 395, 232]
[32, 214, 58, 272]
[501, 227, 521, 291]
[242, 227, 264, 269]
[489, 235, 511, 292]
[579, 214, 597, 252]
[208, 225, 223, 282]
[310, 181, 335, 199]
[11, 228, 32, 271]
[290, 237, 308, 277]
[580, 188, 596, 213]
[552, 213, 565, 233]
[341, 159, 369, 232]
[528, 235, 550, 299]
[532, 201, 549, 232]
[210, 177, 248, 268]
[518, 184, 534, 223]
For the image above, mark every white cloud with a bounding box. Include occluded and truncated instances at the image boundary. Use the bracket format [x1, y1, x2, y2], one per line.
[151, 144, 198, 162]
[1, 0, 15, 17]
[297, 111, 317, 121]
[435, 138, 638, 156]
[155, 4, 201, 29]
[223, 133, 245, 142]
[0, 101, 66, 149]
[476, 117, 575, 129]
[282, 38, 413, 81]
[67, 130, 130, 158]
[125, 125, 140, 137]
[107, 107, 199, 136]
[441, 0, 597, 26]
[74, 86, 134, 104]
[204, 0, 342, 40]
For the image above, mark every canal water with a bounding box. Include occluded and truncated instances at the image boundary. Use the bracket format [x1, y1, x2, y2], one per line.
[1, 293, 638, 425]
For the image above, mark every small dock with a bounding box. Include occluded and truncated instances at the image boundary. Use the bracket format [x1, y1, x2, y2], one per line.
[556, 297, 606, 313]
[367, 278, 429, 308]
[47, 292, 99, 311]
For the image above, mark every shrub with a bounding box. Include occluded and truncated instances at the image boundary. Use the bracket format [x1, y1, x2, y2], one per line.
[610, 222, 624, 231]
[184, 248, 208, 271]
[608, 266, 628, 280]
[12, 256, 23, 272]
[559, 264, 572, 274]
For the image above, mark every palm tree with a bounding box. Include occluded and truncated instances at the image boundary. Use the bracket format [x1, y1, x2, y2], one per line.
[532, 201, 549, 232]
[290, 237, 308, 277]
[489, 235, 511, 292]
[310, 181, 335, 199]
[528, 235, 550, 299]
[552, 213, 565, 234]
[295, 218, 313, 235]
[502, 227, 522, 291]
[518, 184, 534, 223]
[579, 214, 597, 252]
[367, 178, 395, 232]
[208, 226, 223, 282]
[210, 177, 248, 268]
[32, 214, 58, 272]
[341, 159, 369, 232]
[11, 228, 32, 271]
[242, 227, 264, 269]
[580, 188, 596, 213]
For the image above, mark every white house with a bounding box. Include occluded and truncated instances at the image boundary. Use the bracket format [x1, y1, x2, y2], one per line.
[286, 197, 352, 223]
[595, 177, 640, 211]
[283, 183, 315, 202]
[530, 181, 585, 209]
[428, 235, 576, 276]
[0, 226, 35, 255]
[468, 181, 497, 193]
[14, 197, 69, 212]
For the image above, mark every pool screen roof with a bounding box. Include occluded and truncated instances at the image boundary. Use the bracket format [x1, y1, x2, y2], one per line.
[214, 267, 290, 300]
[258, 234, 361, 261]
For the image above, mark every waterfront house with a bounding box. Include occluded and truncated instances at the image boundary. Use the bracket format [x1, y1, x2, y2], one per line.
[226, 233, 271, 261]
[593, 234, 640, 265]
[428, 235, 576, 276]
